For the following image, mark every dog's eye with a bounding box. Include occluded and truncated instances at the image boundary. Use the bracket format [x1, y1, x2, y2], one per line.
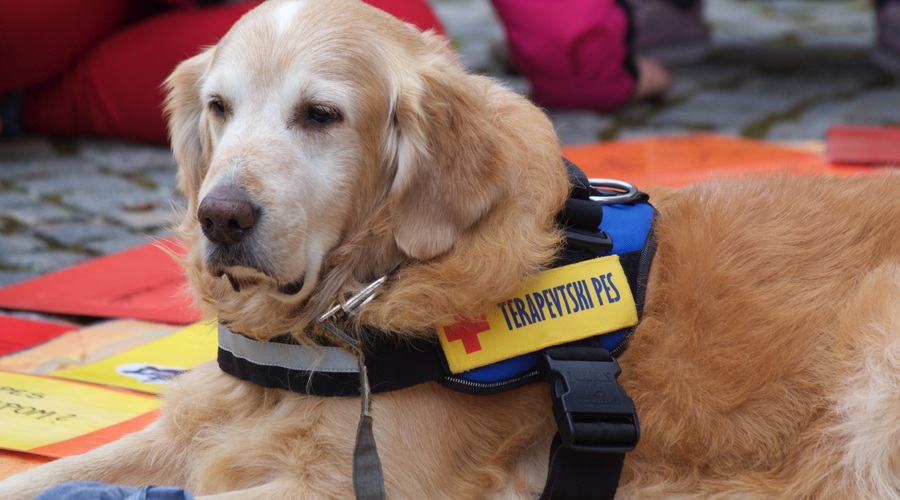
[209, 98, 228, 119]
[304, 105, 341, 127]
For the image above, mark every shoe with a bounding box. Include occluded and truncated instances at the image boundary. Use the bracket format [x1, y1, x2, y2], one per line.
[873, 1, 900, 76]
[626, 0, 711, 65]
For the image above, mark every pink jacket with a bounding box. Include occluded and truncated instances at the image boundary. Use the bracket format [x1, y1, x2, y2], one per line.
[491, 0, 636, 112]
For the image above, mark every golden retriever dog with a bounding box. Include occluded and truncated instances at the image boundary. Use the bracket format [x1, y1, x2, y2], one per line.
[2, 0, 900, 498]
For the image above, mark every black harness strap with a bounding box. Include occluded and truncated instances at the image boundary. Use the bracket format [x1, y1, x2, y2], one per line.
[537, 160, 651, 499]
[540, 346, 638, 500]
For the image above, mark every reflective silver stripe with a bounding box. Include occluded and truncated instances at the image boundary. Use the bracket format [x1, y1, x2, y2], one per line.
[218, 324, 360, 373]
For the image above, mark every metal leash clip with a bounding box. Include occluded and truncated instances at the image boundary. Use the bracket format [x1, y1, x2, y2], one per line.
[318, 275, 388, 324]
[315, 273, 391, 416]
[588, 178, 640, 205]
[315, 275, 389, 500]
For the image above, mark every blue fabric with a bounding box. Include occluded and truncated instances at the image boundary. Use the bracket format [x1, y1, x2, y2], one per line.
[597, 201, 654, 351]
[35, 481, 194, 500]
[601, 202, 655, 254]
[457, 352, 541, 382]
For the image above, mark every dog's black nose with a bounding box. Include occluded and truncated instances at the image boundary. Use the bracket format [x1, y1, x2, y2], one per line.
[198, 185, 259, 245]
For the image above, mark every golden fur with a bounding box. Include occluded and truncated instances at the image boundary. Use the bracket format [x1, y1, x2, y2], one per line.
[2, 0, 899, 498]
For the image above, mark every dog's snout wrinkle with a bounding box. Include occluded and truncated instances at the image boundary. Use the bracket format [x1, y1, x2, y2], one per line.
[198, 185, 260, 245]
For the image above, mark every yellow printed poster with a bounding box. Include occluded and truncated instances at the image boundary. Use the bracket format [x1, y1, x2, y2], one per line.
[0, 371, 161, 457]
[0, 319, 181, 375]
[51, 322, 217, 394]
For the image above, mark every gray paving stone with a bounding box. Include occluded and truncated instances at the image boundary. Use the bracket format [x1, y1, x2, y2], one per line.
[550, 111, 616, 146]
[80, 142, 177, 174]
[146, 226, 180, 239]
[83, 233, 158, 255]
[648, 91, 797, 130]
[430, 0, 504, 71]
[430, 0, 502, 40]
[0, 234, 46, 256]
[169, 197, 188, 213]
[710, 12, 798, 46]
[735, 66, 882, 102]
[454, 43, 497, 74]
[109, 206, 179, 231]
[0, 157, 103, 183]
[494, 74, 530, 99]
[141, 169, 180, 194]
[0, 271, 41, 288]
[33, 221, 132, 248]
[768, 86, 900, 139]
[612, 100, 670, 128]
[708, 0, 874, 47]
[804, 3, 875, 42]
[61, 185, 167, 216]
[0, 190, 37, 209]
[2, 200, 78, 226]
[21, 172, 139, 197]
[820, 87, 900, 124]
[668, 62, 754, 91]
[617, 125, 744, 140]
[5, 250, 90, 273]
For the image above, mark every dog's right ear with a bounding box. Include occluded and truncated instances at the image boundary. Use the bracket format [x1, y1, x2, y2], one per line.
[388, 33, 512, 261]
[164, 47, 215, 205]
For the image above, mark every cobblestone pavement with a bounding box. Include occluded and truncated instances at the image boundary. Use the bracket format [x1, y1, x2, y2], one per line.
[1, 0, 898, 288]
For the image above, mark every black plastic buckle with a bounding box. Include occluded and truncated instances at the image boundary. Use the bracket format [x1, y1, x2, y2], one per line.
[541, 350, 639, 453]
[563, 228, 613, 253]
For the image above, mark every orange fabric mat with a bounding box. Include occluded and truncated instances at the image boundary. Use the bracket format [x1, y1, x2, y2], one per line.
[0, 450, 53, 481]
[561, 134, 879, 187]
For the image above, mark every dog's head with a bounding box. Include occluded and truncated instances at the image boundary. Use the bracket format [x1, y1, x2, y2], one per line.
[166, 0, 568, 339]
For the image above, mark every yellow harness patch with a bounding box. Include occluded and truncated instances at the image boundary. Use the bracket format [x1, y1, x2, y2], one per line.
[437, 255, 638, 374]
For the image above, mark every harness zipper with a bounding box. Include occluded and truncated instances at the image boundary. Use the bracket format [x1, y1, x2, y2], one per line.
[442, 369, 541, 391]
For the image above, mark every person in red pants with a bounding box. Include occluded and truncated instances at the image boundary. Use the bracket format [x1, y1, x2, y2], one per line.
[0, 0, 444, 144]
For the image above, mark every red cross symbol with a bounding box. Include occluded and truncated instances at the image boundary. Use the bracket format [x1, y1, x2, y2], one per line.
[443, 315, 491, 354]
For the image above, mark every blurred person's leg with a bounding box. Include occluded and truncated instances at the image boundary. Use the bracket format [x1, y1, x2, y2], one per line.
[874, 0, 900, 75]
[21, 0, 445, 144]
[627, 0, 710, 65]
[22, 3, 261, 144]
[492, 0, 667, 112]
[0, 0, 137, 136]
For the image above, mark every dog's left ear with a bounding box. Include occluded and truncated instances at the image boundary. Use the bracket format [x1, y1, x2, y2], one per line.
[164, 47, 215, 205]
[389, 33, 512, 261]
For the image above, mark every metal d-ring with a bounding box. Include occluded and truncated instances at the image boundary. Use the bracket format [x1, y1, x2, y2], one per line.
[588, 178, 640, 205]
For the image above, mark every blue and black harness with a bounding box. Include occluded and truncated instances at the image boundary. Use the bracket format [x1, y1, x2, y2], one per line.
[218, 159, 657, 499]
